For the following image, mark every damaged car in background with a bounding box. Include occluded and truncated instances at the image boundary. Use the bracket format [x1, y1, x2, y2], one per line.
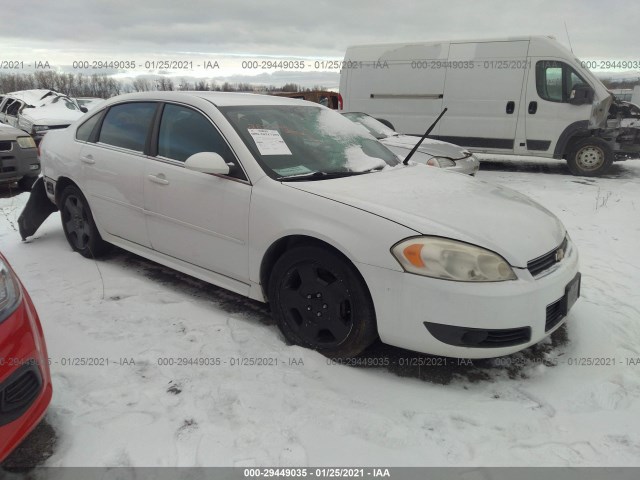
[0, 90, 87, 144]
[19, 92, 580, 360]
[342, 112, 479, 175]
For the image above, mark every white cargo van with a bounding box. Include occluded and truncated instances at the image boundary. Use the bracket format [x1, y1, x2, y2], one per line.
[339, 36, 640, 176]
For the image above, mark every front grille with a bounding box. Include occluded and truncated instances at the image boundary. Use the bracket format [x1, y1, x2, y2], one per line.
[528, 237, 568, 277]
[546, 297, 565, 331]
[424, 322, 531, 348]
[0, 363, 43, 426]
[0, 140, 13, 152]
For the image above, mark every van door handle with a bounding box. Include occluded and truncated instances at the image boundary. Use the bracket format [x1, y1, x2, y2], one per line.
[80, 155, 95, 165]
[506, 101, 515, 114]
[528, 101, 538, 114]
[147, 174, 169, 185]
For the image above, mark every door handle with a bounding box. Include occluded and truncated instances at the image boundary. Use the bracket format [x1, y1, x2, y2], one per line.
[506, 101, 515, 114]
[80, 155, 95, 165]
[528, 101, 538, 114]
[147, 174, 169, 185]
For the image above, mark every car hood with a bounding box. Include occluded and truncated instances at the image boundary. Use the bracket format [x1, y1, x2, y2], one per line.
[285, 166, 565, 267]
[0, 123, 25, 140]
[380, 135, 469, 159]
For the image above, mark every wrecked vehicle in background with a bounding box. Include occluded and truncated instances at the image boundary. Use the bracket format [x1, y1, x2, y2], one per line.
[75, 97, 106, 111]
[0, 90, 87, 144]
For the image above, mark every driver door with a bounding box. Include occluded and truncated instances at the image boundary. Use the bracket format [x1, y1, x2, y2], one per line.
[143, 103, 252, 293]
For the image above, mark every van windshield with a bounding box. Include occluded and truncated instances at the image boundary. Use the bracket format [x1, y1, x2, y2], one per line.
[220, 105, 400, 179]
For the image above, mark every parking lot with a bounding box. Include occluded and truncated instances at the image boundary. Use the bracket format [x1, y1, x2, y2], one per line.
[1, 157, 639, 468]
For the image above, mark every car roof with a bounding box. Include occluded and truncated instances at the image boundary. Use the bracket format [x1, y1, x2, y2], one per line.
[99, 91, 315, 107]
[5, 89, 65, 106]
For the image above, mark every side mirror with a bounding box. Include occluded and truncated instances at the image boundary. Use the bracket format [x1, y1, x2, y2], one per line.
[184, 152, 230, 175]
[569, 84, 594, 105]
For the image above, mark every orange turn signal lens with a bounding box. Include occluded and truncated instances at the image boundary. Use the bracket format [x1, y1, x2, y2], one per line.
[403, 244, 425, 268]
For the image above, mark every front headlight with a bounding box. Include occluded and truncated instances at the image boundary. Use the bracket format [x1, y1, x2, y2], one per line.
[391, 237, 517, 282]
[0, 258, 21, 324]
[17, 136, 36, 149]
[426, 157, 456, 168]
[33, 125, 50, 133]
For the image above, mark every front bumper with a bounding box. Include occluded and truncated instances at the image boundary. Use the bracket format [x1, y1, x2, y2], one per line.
[450, 156, 480, 176]
[0, 141, 40, 183]
[358, 237, 580, 358]
[0, 282, 52, 463]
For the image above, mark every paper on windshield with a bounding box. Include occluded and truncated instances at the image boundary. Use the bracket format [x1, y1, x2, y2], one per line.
[248, 129, 292, 155]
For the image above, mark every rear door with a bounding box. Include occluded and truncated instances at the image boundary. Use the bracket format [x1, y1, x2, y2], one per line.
[438, 40, 530, 153]
[143, 102, 251, 293]
[80, 102, 157, 247]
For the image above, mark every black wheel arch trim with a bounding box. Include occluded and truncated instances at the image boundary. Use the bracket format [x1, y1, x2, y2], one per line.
[553, 120, 590, 159]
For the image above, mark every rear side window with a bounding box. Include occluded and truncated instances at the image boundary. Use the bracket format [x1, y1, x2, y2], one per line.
[99, 102, 156, 152]
[76, 113, 102, 142]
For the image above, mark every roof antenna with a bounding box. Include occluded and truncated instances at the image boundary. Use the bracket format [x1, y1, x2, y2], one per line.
[564, 21, 574, 54]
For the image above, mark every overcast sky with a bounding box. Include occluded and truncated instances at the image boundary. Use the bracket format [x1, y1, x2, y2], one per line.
[1, 0, 637, 87]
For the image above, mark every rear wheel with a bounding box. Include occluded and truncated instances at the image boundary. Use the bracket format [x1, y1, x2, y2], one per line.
[60, 185, 110, 258]
[268, 245, 377, 358]
[567, 138, 613, 176]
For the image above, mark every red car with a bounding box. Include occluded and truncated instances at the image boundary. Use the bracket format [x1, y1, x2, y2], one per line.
[0, 252, 52, 463]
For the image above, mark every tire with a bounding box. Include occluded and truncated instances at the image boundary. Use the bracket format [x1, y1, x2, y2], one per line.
[268, 245, 378, 358]
[17, 175, 37, 191]
[567, 138, 614, 176]
[59, 185, 110, 258]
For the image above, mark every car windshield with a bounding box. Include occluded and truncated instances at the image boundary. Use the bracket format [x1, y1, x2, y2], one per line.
[342, 112, 397, 139]
[220, 105, 400, 180]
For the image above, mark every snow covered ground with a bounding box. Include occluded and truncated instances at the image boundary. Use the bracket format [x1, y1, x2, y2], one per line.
[1, 157, 639, 467]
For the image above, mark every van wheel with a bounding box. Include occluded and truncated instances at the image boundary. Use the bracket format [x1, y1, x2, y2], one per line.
[268, 245, 378, 358]
[567, 138, 613, 176]
[60, 185, 110, 258]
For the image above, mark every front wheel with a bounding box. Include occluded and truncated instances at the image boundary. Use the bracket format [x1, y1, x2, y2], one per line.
[567, 138, 613, 176]
[60, 185, 110, 258]
[268, 245, 378, 358]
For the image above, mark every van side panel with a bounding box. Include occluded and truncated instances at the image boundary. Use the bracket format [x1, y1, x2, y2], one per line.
[342, 44, 447, 134]
[438, 40, 529, 152]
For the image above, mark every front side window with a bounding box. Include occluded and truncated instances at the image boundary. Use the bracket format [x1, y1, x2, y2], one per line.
[220, 105, 399, 180]
[99, 102, 156, 152]
[157, 103, 245, 179]
[536, 61, 589, 103]
[6, 101, 22, 117]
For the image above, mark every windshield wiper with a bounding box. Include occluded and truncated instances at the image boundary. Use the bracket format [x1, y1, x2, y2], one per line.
[404, 107, 448, 165]
[278, 170, 374, 182]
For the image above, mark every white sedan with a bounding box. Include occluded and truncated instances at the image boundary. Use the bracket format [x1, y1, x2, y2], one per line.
[30, 91, 580, 359]
[342, 112, 480, 175]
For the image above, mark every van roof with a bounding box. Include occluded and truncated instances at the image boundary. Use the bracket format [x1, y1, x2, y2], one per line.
[343, 35, 563, 59]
